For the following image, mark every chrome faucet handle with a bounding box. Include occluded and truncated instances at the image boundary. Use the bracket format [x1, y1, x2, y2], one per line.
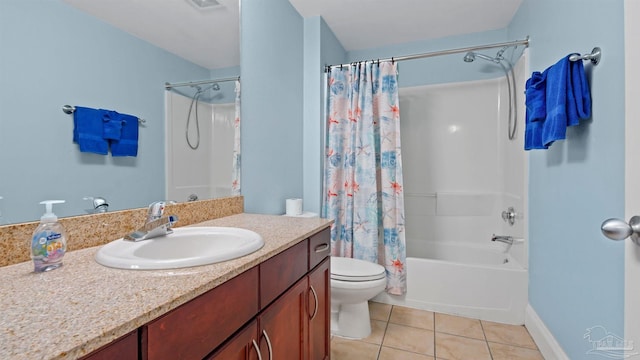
[147, 201, 166, 222]
[83, 196, 109, 213]
[146, 200, 176, 223]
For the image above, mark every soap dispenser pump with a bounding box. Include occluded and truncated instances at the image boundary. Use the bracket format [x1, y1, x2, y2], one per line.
[31, 200, 67, 272]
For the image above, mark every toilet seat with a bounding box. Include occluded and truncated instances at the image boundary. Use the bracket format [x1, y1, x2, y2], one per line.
[331, 257, 385, 282]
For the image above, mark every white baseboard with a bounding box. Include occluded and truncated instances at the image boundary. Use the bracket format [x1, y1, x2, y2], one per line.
[525, 304, 569, 360]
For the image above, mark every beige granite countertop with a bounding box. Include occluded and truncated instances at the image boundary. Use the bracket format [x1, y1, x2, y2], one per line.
[0, 213, 332, 360]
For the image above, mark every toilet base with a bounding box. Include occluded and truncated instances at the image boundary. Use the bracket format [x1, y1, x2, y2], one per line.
[331, 301, 372, 339]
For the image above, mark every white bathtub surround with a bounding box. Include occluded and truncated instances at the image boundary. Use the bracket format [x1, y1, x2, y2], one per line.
[373, 243, 528, 325]
[375, 54, 529, 326]
[525, 304, 570, 360]
[165, 91, 236, 202]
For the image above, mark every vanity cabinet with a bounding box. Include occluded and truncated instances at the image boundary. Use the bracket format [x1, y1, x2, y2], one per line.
[130, 226, 330, 360]
[208, 227, 331, 360]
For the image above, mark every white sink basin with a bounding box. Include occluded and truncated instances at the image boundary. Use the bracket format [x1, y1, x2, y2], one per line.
[95, 227, 264, 270]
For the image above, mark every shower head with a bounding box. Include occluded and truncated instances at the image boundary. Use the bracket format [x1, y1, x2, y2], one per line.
[463, 51, 499, 63]
[463, 52, 475, 62]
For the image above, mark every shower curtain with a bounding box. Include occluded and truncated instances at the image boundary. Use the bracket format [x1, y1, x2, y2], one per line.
[323, 61, 407, 295]
[231, 80, 241, 195]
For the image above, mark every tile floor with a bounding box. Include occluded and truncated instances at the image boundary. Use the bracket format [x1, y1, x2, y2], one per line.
[330, 302, 544, 360]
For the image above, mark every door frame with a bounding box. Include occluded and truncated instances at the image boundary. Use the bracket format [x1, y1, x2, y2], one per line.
[624, 0, 640, 355]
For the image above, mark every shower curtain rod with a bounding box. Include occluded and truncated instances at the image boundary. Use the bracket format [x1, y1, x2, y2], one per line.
[324, 37, 530, 72]
[164, 76, 240, 90]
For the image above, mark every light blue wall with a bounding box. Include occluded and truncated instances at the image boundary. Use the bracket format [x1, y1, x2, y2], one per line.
[302, 17, 346, 214]
[0, 0, 210, 223]
[240, 0, 304, 214]
[509, 1, 625, 358]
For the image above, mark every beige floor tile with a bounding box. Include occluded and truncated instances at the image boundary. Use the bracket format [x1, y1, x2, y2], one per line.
[481, 320, 538, 349]
[379, 346, 435, 360]
[370, 301, 393, 321]
[390, 306, 435, 330]
[435, 332, 491, 360]
[383, 323, 435, 355]
[435, 313, 485, 340]
[331, 337, 380, 360]
[489, 342, 545, 360]
[361, 320, 387, 345]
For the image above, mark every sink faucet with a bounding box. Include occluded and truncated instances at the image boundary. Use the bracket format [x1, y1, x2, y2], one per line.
[491, 234, 514, 245]
[124, 201, 178, 242]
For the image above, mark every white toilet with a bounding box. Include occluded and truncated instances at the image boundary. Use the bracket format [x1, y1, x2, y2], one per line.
[330, 256, 387, 339]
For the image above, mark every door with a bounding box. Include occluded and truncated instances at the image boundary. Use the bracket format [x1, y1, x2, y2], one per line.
[624, 0, 640, 355]
[308, 259, 330, 360]
[259, 278, 309, 360]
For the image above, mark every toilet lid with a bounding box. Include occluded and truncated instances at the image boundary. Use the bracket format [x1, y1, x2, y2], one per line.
[331, 257, 386, 282]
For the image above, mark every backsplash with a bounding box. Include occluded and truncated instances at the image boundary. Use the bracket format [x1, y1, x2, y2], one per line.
[0, 197, 243, 267]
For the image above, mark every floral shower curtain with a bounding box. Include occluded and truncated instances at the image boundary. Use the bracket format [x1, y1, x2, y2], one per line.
[323, 61, 407, 295]
[231, 80, 241, 195]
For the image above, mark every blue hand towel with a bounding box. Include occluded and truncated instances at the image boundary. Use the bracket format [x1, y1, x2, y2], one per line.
[73, 106, 109, 155]
[109, 113, 139, 157]
[541, 55, 591, 147]
[568, 59, 591, 123]
[524, 71, 548, 150]
[102, 110, 125, 140]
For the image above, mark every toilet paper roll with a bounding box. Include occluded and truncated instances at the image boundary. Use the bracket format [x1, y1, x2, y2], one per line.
[286, 198, 303, 216]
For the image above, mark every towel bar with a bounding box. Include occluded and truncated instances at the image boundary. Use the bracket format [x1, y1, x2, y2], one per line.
[62, 105, 146, 124]
[569, 47, 601, 65]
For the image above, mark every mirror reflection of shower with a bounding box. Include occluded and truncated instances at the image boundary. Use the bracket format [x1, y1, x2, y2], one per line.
[186, 82, 222, 150]
[165, 79, 238, 202]
[463, 46, 518, 140]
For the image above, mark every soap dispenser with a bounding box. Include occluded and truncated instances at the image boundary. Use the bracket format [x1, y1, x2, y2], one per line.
[31, 200, 67, 272]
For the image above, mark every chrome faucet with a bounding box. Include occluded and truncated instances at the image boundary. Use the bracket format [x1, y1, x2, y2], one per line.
[83, 196, 109, 213]
[491, 234, 514, 245]
[124, 201, 178, 242]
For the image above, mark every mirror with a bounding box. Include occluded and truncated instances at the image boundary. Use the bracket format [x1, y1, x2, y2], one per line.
[0, 0, 240, 225]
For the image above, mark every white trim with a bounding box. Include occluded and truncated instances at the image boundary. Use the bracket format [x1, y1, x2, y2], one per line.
[525, 304, 569, 360]
[625, 0, 640, 354]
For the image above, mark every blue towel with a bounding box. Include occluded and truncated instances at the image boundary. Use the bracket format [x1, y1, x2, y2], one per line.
[524, 55, 592, 150]
[524, 71, 548, 150]
[109, 113, 139, 157]
[102, 110, 125, 140]
[568, 58, 591, 123]
[73, 106, 109, 155]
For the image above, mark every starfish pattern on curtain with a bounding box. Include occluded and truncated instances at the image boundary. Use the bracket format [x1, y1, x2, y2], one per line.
[323, 61, 407, 295]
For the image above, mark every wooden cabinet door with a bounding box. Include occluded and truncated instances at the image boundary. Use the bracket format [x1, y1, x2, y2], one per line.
[206, 320, 261, 360]
[258, 278, 309, 360]
[308, 258, 330, 360]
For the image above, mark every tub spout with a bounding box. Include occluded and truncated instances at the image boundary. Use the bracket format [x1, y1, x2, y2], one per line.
[491, 234, 514, 245]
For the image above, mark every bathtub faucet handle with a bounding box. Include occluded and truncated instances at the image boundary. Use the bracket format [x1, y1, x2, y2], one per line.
[501, 207, 517, 226]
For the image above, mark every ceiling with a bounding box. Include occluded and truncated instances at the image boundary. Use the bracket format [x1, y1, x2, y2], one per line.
[62, 0, 523, 70]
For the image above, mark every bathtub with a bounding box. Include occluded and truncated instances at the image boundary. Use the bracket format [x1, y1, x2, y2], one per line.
[373, 241, 528, 325]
